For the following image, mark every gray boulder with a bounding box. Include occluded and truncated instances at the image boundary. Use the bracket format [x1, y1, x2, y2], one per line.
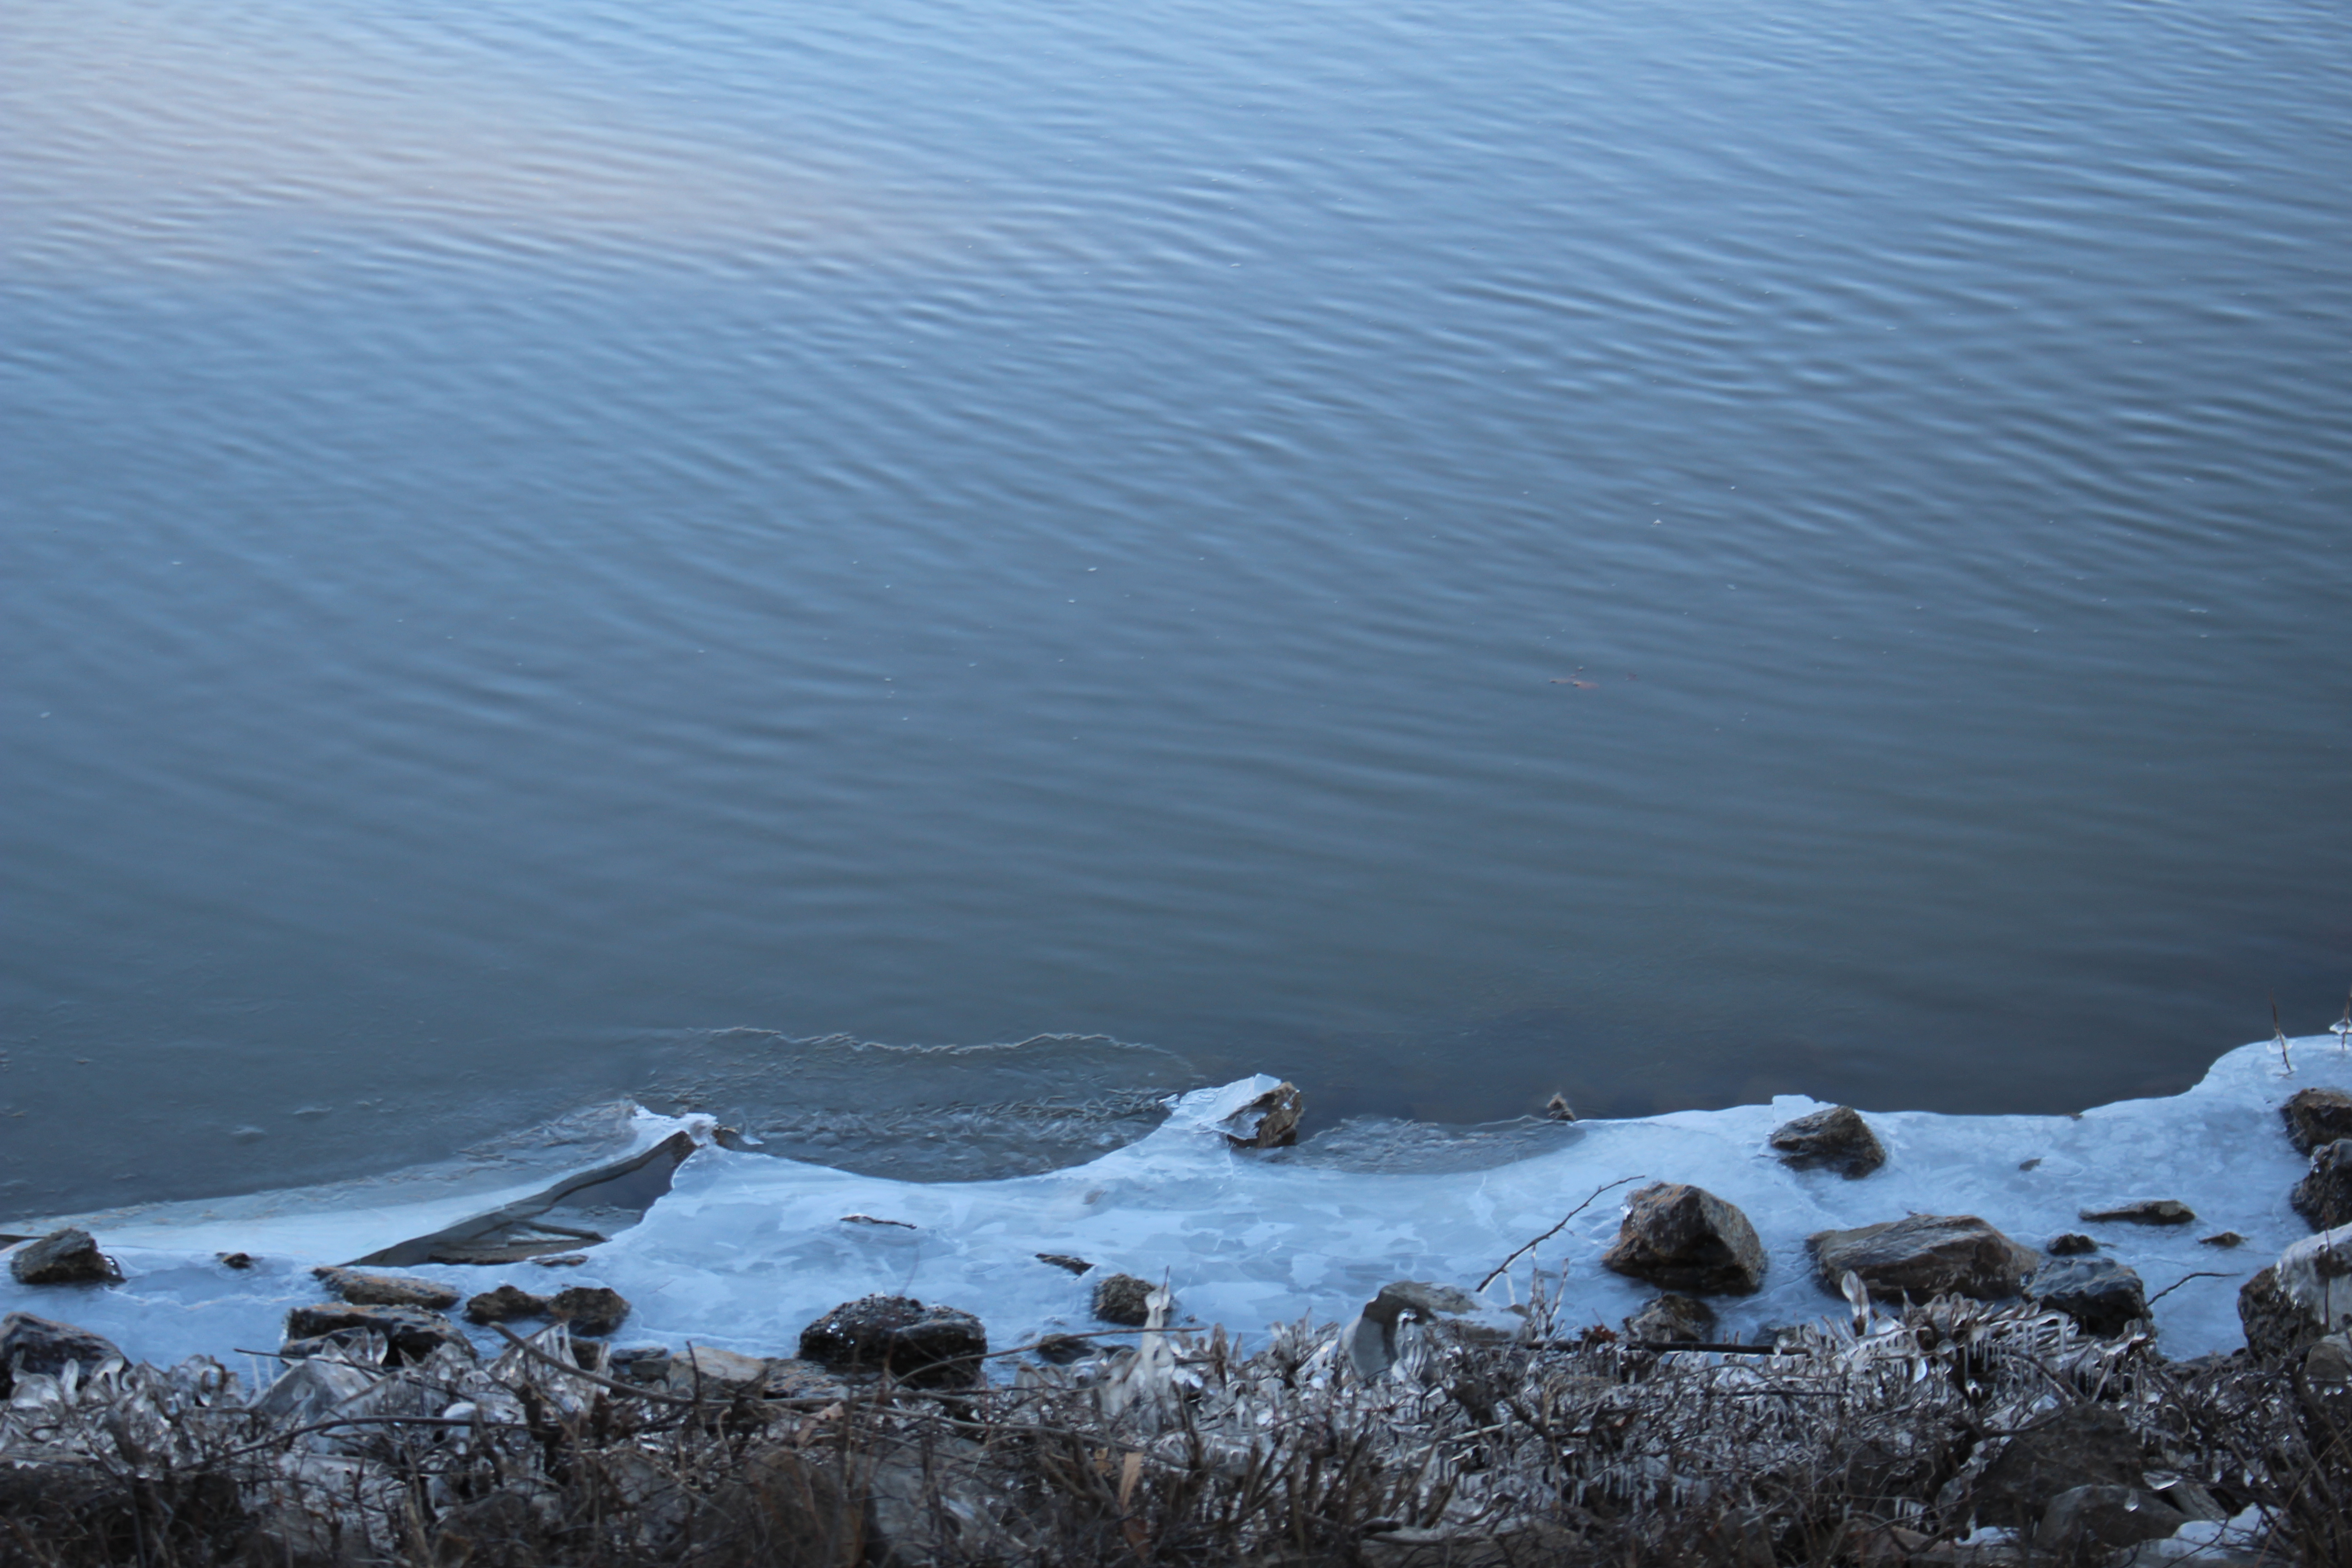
[284, 1303, 474, 1363]
[2025, 1256, 2146, 1338]
[1601, 1183, 1767, 1295]
[2291, 1139, 2352, 1231]
[2282, 1086, 2352, 1155]
[1970, 1403, 2145, 1528]
[798, 1294, 987, 1386]
[2238, 1220, 2352, 1360]
[1090, 1273, 1161, 1327]
[1808, 1214, 2038, 1302]
[2036, 1485, 2189, 1552]
[7, 1228, 122, 1286]
[314, 1266, 459, 1311]
[0, 1313, 124, 1395]
[1623, 1292, 1718, 1344]
[1767, 1105, 1886, 1178]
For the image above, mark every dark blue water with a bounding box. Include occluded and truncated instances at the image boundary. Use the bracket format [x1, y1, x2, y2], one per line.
[5, 0, 2349, 1214]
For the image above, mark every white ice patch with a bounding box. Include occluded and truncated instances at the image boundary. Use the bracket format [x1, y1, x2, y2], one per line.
[5, 1040, 2346, 1370]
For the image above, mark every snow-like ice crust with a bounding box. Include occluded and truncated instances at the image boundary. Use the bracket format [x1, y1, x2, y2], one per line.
[6, 1035, 2347, 1371]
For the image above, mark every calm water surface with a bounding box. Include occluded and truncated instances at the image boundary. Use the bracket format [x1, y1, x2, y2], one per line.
[4, 0, 2349, 1213]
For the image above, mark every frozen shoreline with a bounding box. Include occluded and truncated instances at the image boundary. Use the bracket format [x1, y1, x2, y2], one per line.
[7, 1033, 2350, 1370]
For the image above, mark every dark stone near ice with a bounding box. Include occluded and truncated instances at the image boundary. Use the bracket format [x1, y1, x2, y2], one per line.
[1602, 1183, 1767, 1295]
[2199, 1231, 2245, 1249]
[218, 1252, 254, 1270]
[1090, 1273, 1160, 1326]
[1623, 1293, 1718, 1344]
[2078, 1199, 2196, 1226]
[315, 1266, 460, 1311]
[549, 1285, 630, 1337]
[1970, 1403, 2146, 1528]
[285, 1303, 474, 1363]
[1032, 1333, 1095, 1365]
[7, 1229, 122, 1286]
[1808, 1214, 2038, 1302]
[798, 1294, 987, 1387]
[0, 1313, 123, 1395]
[2026, 1256, 2147, 1337]
[1768, 1105, 1886, 1178]
[280, 1327, 389, 1363]
[1543, 1093, 1576, 1122]
[2292, 1140, 2352, 1231]
[1036, 1253, 1093, 1274]
[2282, 1087, 2352, 1156]
[2047, 1233, 2098, 1255]
[609, 1346, 672, 1385]
[1220, 1082, 1303, 1149]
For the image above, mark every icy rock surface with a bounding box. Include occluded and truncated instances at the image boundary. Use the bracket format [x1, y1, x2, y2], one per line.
[4, 1039, 2350, 1367]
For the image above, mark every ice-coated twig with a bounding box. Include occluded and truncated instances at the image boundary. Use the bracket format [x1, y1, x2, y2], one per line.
[1476, 1174, 1644, 1293]
[2274, 995, 2293, 1076]
[2334, 986, 2351, 1054]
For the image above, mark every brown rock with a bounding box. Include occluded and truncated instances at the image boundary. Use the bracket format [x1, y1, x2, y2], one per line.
[1090, 1273, 1161, 1326]
[1601, 1182, 1768, 1295]
[284, 1303, 473, 1363]
[2024, 1257, 2146, 1337]
[2292, 1139, 2352, 1231]
[1970, 1403, 2145, 1528]
[464, 1284, 552, 1324]
[314, 1266, 460, 1311]
[1768, 1105, 1887, 1178]
[2238, 1221, 2352, 1361]
[2198, 1231, 2245, 1249]
[2078, 1199, 2196, 1226]
[1220, 1081, 1303, 1149]
[1623, 1292, 1718, 1344]
[1808, 1214, 2038, 1302]
[2282, 1086, 2352, 1155]
[548, 1285, 630, 1337]
[6, 1229, 122, 1287]
[0, 1313, 123, 1396]
[798, 1294, 988, 1387]
[2046, 1233, 2097, 1255]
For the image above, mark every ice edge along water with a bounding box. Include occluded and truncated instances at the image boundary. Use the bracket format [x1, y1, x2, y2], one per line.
[5, 1034, 2348, 1370]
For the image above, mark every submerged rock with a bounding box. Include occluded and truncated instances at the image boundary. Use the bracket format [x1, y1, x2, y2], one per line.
[315, 1266, 460, 1311]
[2291, 1139, 2352, 1231]
[1035, 1253, 1093, 1275]
[2078, 1199, 2196, 1226]
[465, 1284, 550, 1325]
[284, 1303, 474, 1363]
[1601, 1183, 1767, 1295]
[0, 1313, 123, 1395]
[1767, 1105, 1887, 1178]
[1623, 1293, 1718, 1344]
[1090, 1273, 1161, 1327]
[6, 1228, 122, 1287]
[2046, 1233, 2098, 1256]
[2238, 1220, 2352, 1360]
[1220, 1081, 1303, 1149]
[550, 1285, 631, 1337]
[2025, 1256, 2146, 1337]
[798, 1294, 987, 1386]
[2281, 1086, 2352, 1155]
[1808, 1214, 2038, 1303]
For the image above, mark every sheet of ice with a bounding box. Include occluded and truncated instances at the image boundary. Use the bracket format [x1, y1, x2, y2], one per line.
[5, 1037, 2346, 1371]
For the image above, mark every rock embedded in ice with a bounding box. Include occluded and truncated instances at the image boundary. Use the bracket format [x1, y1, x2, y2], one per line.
[2035, 1485, 2190, 1553]
[2047, 1233, 2098, 1255]
[1543, 1093, 1576, 1122]
[662, 1344, 769, 1399]
[797, 1294, 987, 1387]
[2025, 1256, 2146, 1338]
[1970, 1404, 2146, 1529]
[2236, 1221, 2352, 1360]
[1600, 1182, 1767, 1295]
[2290, 1140, 2352, 1231]
[2280, 1087, 2352, 1155]
[1766, 1105, 1886, 1179]
[1808, 1214, 2038, 1303]
[1090, 1273, 1159, 1327]
[1622, 1292, 1717, 1344]
[2198, 1231, 2244, 1249]
[1220, 1081, 1303, 1149]
[1035, 1253, 1093, 1275]
[6, 1228, 123, 1286]
[465, 1284, 551, 1325]
[284, 1303, 474, 1363]
[549, 1285, 631, 1337]
[2077, 1199, 2196, 1227]
[315, 1265, 461, 1311]
[0, 1312, 123, 1394]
